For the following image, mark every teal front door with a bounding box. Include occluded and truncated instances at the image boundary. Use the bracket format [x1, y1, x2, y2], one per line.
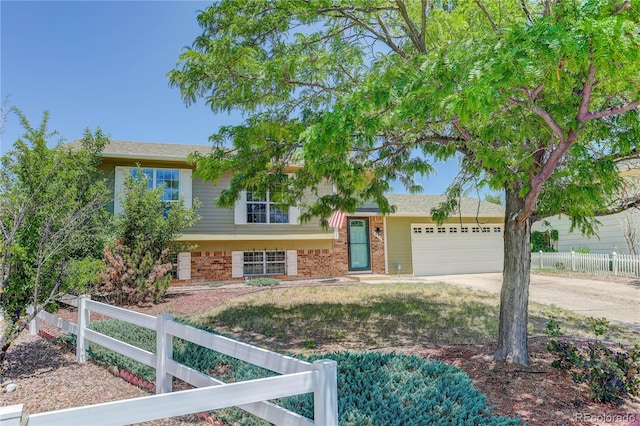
[348, 218, 371, 271]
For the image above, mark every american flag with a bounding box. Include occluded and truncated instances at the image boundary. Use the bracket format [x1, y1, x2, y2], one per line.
[327, 210, 346, 228]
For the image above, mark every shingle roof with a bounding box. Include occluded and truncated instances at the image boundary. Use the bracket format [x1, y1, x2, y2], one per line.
[67, 140, 211, 161]
[67, 140, 504, 217]
[385, 194, 505, 217]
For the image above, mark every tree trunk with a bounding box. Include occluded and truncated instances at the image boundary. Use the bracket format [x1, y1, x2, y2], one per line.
[494, 188, 532, 366]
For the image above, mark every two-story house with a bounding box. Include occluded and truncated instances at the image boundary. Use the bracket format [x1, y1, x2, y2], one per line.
[95, 140, 506, 282]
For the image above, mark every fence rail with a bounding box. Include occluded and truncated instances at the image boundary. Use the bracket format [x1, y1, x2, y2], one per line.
[532, 250, 640, 278]
[7, 296, 337, 426]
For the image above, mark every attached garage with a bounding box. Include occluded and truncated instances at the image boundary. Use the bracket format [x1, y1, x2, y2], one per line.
[410, 223, 504, 276]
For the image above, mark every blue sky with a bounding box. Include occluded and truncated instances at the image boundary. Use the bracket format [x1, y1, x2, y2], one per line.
[1, 0, 461, 195]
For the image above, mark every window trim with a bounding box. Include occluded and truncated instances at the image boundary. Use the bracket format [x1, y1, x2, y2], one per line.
[114, 166, 192, 215]
[245, 190, 289, 224]
[232, 250, 297, 277]
[244, 250, 286, 276]
[132, 167, 181, 203]
[234, 189, 300, 225]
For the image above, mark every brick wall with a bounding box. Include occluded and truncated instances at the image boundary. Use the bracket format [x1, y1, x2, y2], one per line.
[176, 215, 386, 284]
[296, 248, 344, 277]
[369, 216, 386, 274]
[190, 251, 232, 282]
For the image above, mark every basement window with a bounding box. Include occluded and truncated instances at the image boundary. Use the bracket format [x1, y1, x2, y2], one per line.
[243, 251, 286, 275]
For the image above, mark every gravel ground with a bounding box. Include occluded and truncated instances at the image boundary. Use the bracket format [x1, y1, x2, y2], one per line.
[0, 331, 206, 425]
[0, 278, 355, 425]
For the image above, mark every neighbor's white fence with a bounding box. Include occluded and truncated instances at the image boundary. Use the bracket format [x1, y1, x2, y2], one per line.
[532, 251, 640, 278]
[6, 296, 337, 426]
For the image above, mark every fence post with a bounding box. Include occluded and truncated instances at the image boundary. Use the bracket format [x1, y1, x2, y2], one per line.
[0, 404, 24, 426]
[571, 251, 576, 271]
[156, 313, 173, 394]
[612, 252, 618, 276]
[27, 305, 39, 336]
[313, 359, 338, 426]
[76, 295, 91, 363]
[539, 251, 543, 269]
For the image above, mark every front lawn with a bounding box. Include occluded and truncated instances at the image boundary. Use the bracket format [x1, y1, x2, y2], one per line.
[192, 282, 640, 353]
[73, 281, 640, 425]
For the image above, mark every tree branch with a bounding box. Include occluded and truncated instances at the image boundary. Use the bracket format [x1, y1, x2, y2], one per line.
[336, 9, 409, 59]
[595, 194, 640, 216]
[474, 0, 499, 33]
[576, 60, 596, 120]
[613, 0, 631, 16]
[582, 99, 640, 121]
[519, 0, 533, 23]
[396, 0, 427, 53]
[420, 0, 428, 46]
[521, 131, 579, 222]
[510, 97, 566, 141]
[374, 14, 409, 59]
[451, 115, 473, 141]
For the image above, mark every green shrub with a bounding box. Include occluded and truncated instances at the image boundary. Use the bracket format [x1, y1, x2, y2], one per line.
[102, 167, 201, 305]
[245, 277, 280, 286]
[284, 351, 521, 426]
[545, 317, 640, 405]
[531, 230, 556, 252]
[67, 319, 521, 425]
[570, 245, 591, 254]
[63, 257, 105, 295]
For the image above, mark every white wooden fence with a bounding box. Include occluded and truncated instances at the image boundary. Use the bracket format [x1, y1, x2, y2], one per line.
[532, 251, 640, 278]
[3, 296, 338, 426]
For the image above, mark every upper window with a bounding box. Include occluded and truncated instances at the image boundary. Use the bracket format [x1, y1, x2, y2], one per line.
[234, 176, 300, 225]
[114, 166, 192, 215]
[131, 168, 180, 202]
[246, 190, 289, 224]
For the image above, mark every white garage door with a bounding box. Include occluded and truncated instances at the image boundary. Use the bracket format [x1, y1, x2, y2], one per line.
[410, 223, 504, 276]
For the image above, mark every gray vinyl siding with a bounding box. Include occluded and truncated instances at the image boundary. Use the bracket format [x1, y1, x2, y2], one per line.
[185, 175, 233, 234]
[543, 212, 636, 254]
[182, 175, 334, 236]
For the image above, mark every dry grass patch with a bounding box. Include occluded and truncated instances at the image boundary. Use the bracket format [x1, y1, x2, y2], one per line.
[191, 282, 640, 354]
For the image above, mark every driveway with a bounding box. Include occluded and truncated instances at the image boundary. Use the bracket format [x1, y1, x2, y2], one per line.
[413, 272, 640, 332]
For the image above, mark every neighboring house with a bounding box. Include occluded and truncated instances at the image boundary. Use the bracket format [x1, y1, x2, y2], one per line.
[540, 211, 639, 254]
[540, 165, 640, 255]
[93, 141, 506, 282]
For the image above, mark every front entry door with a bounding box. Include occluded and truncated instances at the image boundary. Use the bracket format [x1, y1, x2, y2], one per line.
[348, 218, 371, 271]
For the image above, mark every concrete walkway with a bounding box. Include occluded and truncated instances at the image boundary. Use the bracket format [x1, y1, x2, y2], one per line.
[411, 272, 640, 332]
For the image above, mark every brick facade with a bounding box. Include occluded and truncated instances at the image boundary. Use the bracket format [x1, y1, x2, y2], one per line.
[190, 251, 232, 282]
[368, 216, 386, 274]
[176, 215, 386, 284]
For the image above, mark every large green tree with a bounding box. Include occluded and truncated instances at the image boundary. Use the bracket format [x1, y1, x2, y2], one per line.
[169, 0, 640, 366]
[0, 110, 110, 368]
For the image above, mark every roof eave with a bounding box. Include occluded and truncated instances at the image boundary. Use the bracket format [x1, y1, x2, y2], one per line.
[101, 153, 191, 162]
